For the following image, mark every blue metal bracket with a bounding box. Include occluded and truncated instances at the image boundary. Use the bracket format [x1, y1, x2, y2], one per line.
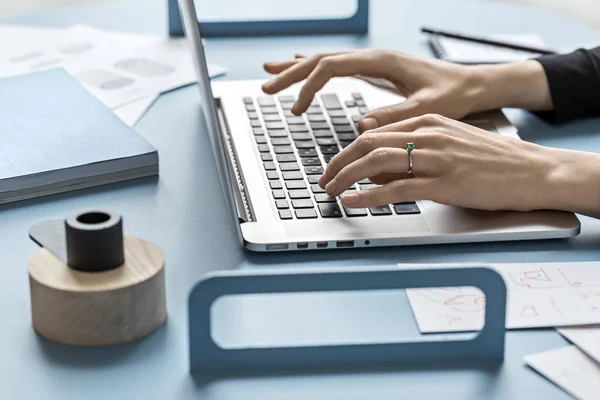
[188, 265, 507, 375]
[168, 0, 369, 37]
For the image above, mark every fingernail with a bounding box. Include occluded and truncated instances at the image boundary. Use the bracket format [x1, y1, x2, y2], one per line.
[341, 193, 359, 205]
[360, 117, 378, 131]
[325, 180, 336, 194]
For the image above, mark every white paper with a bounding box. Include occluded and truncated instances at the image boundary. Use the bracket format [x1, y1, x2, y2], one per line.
[525, 345, 600, 400]
[439, 33, 546, 64]
[113, 94, 158, 127]
[0, 24, 227, 109]
[406, 262, 600, 333]
[559, 326, 600, 364]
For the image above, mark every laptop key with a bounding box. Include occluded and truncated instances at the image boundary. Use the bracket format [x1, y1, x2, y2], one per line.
[253, 127, 264, 135]
[317, 138, 337, 146]
[279, 210, 293, 220]
[331, 117, 349, 125]
[393, 203, 421, 215]
[305, 166, 324, 175]
[352, 115, 361, 123]
[356, 99, 366, 107]
[369, 205, 393, 216]
[251, 120, 262, 128]
[274, 146, 294, 154]
[280, 162, 300, 172]
[261, 153, 273, 162]
[311, 122, 329, 130]
[263, 161, 276, 171]
[257, 144, 270, 153]
[295, 209, 318, 219]
[283, 171, 303, 180]
[295, 141, 315, 149]
[292, 132, 312, 141]
[245, 103, 256, 112]
[306, 106, 323, 115]
[261, 106, 279, 114]
[272, 190, 286, 199]
[277, 154, 296, 163]
[298, 148, 318, 157]
[289, 124, 309, 133]
[323, 155, 335, 163]
[270, 180, 283, 190]
[289, 190, 311, 199]
[243, 97, 253, 105]
[344, 207, 368, 217]
[321, 93, 343, 110]
[358, 179, 371, 184]
[287, 116, 305, 125]
[313, 129, 334, 138]
[268, 130, 288, 138]
[359, 107, 369, 114]
[320, 145, 340, 155]
[286, 181, 307, 190]
[292, 199, 314, 209]
[340, 140, 353, 148]
[301, 158, 321, 166]
[271, 137, 291, 146]
[255, 135, 267, 144]
[279, 95, 296, 103]
[275, 200, 290, 209]
[258, 96, 275, 106]
[266, 121, 285, 130]
[328, 109, 346, 118]
[318, 203, 343, 218]
[314, 194, 336, 203]
[334, 124, 354, 133]
[345, 100, 356, 108]
[308, 114, 326, 122]
[336, 133, 356, 141]
[307, 175, 320, 184]
[266, 171, 279, 180]
[311, 184, 326, 194]
[247, 111, 259, 120]
[264, 114, 282, 122]
[352, 92, 363, 99]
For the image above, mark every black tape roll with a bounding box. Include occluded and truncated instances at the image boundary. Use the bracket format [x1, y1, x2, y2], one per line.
[65, 210, 125, 272]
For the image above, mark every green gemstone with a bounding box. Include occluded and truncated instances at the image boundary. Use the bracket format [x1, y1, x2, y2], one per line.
[407, 142, 414, 151]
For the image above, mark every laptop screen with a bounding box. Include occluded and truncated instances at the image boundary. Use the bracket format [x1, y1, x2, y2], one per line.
[180, 0, 244, 244]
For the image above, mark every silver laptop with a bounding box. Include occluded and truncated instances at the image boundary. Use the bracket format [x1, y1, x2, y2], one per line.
[180, 0, 580, 252]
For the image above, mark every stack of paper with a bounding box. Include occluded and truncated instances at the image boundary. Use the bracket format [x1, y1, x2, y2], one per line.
[0, 24, 227, 126]
[403, 261, 600, 398]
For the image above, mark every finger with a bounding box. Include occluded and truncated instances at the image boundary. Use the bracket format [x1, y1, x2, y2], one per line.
[340, 178, 434, 208]
[262, 51, 349, 95]
[368, 113, 453, 135]
[319, 131, 439, 188]
[358, 99, 428, 133]
[293, 51, 394, 114]
[295, 53, 307, 59]
[264, 59, 302, 75]
[325, 148, 435, 197]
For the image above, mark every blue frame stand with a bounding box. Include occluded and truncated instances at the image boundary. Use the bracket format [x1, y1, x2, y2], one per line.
[168, 0, 369, 37]
[188, 265, 507, 375]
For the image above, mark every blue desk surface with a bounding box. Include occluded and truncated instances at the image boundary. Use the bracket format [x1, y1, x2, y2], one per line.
[2, 0, 600, 399]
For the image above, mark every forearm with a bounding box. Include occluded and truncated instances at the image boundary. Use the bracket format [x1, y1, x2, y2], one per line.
[539, 147, 600, 218]
[468, 60, 553, 112]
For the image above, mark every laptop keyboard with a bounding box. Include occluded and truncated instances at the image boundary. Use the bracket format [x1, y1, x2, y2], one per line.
[244, 92, 421, 220]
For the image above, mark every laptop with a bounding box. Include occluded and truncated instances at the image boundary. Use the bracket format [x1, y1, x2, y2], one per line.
[179, 0, 580, 252]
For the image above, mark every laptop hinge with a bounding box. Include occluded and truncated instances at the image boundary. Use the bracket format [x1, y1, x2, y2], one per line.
[215, 98, 255, 223]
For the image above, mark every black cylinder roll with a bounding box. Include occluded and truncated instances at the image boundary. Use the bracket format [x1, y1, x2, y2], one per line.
[65, 210, 125, 272]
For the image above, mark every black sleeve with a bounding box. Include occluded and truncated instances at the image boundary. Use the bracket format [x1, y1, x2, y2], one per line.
[535, 47, 600, 124]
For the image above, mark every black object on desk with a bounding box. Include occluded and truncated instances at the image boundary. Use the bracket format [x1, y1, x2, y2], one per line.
[421, 26, 559, 55]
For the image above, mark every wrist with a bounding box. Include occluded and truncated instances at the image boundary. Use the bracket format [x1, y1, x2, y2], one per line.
[466, 60, 553, 112]
[536, 147, 600, 217]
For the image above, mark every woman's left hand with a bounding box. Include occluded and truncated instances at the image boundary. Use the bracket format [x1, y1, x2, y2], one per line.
[319, 114, 564, 212]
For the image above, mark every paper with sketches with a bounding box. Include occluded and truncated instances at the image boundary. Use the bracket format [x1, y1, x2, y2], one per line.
[113, 94, 158, 127]
[0, 24, 226, 109]
[525, 345, 600, 400]
[405, 262, 600, 333]
[559, 326, 600, 364]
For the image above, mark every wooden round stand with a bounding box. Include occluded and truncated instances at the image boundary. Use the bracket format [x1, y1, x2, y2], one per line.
[28, 236, 167, 346]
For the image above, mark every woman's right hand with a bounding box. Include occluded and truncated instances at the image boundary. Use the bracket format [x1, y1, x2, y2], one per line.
[262, 49, 553, 131]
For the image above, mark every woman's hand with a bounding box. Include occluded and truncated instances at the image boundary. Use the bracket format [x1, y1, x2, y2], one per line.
[318, 114, 600, 216]
[263, 50, 554, 131]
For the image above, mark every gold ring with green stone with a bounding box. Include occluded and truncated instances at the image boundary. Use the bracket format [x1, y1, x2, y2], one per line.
[406, 142, 414, 174]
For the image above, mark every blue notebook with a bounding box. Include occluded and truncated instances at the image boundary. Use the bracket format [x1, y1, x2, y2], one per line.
[0, 69, 158, 204]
